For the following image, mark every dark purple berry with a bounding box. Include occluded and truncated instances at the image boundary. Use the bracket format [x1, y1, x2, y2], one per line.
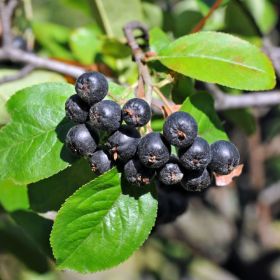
[65, 94, 89, 123]
[89, 150, 112, 175]
[75, 72, 108, 105]
[208, 140, 240, 175]
[158, 160, 184, 185]
[163, 111, 197, 148]
[89, 100, 121, 133]
[105, 125, 141, 163]
[178, 137, 211, 171]
[124, 159, 155, 186]
[138, 132, 170, 169]
[181, 169, 211, 192]
[65, 124, 98, 157]
[122, 98, 151, 127]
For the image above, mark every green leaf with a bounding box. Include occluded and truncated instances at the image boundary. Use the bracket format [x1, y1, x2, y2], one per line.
[28, 159, 96, 212]
[155, 31, 276, 90]
[50, 168, 158, 272]
[91, 0, 144, 38]
[32, 21, 73, 60]
[101, 38, 131, 58]
[142, 2, 163, 29]
[69, 26, 102, 65]
[149, 27, 171, 54]
[0, 83, 75, 185]
[0, 180, 29, 212]
[181, 92, 228, 143]
[0, 70, 65, 125]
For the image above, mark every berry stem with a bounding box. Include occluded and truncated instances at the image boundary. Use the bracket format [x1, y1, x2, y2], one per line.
[153, 86, 174, 116]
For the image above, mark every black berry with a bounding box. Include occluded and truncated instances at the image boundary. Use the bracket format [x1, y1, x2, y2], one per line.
[65, 124, 98, 157]
[181, 169, 211, 192]
[124, 158, 155, 186]
[122, 98, 151, 127]
[89, 150, 112, 175]
[105, 125, 141, 163]
[75, 72, 108, 105]
[163, 111, 197, 148]
[178, 137, 211, 171]
[65, 94, 89, 123]
[158, 159, 184, 185]
[89, 100, 122, 133]
[208, 140, 240, 175]
[138, 132, 171, 169]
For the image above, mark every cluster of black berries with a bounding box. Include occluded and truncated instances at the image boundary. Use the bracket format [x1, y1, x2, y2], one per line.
[65, 71, 240, 207]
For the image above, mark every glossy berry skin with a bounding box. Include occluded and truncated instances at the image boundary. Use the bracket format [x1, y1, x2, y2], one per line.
[138, 132, 170, 169]
[158, 161, 184, 185]
[75, 72, 108, 105]
[208, 140, 240, 175]
[178, 137, 211, 171]
[124, 159, 155, 186]
[89, 150, 112, 175]
[65, 94, 89, 123]
[65, 124, 98, 157]
[181, 169, 211, 192]
[105, 125, 141, 163]
[89, 100, 122, 133]
[122, 98, 151, 127]
[163, 111, 197, 148]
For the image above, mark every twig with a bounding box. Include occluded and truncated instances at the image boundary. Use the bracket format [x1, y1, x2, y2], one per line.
[153, 86, 174, 115]
[0, 64, 34, 84]
[191, 0, 223, 33]
[123, 21, 153, 105]
[0, 48, 85, 77]
[0, 0, 18, 47]
[206, 83, 280, 110]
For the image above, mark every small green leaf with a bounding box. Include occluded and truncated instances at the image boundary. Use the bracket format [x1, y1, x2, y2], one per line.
[0, 83, 75, 184]
[155, 31, 276, 90]
[51, 168, 157, 273]
[69, 26, 102, 65]
[0, 180, 29, 212]
[181, 92, 228, 143]
[107, 81, 134, 104]
[149, 27, 171, 54]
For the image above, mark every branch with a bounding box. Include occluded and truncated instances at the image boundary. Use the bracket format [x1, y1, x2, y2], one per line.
[0, 64, 34, 84]
[206, 84, 280, 110]
[0, 0, 18, 46]
[0, 48, 85, 78]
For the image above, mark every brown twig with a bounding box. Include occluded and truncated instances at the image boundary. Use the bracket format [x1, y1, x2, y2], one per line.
[153, 86, 174, 116]
[191, 0, 223, 33]
[205, 83, 280, 110]
[123, 21, 153, 105]
[0, 64, 34, 84]
[0, 0, 18, 47]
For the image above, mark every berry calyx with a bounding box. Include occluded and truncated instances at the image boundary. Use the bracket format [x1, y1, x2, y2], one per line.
[75, 72, 108, 105]
[89, 150, 112, 175]
[208, 140, 240, 175]
[65, 94, 89, 123]
[122, 98, 151, 127]
[105, 125, 141, 163]
[158, 160, 184, 185]
[178, 137, 211, 171]
[163, 111, 197, 148]
[124, 158, 155, 186]
[65, 124, 98, 157]
[89, 100, 122, 133]
[138, 132, 171, 169]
